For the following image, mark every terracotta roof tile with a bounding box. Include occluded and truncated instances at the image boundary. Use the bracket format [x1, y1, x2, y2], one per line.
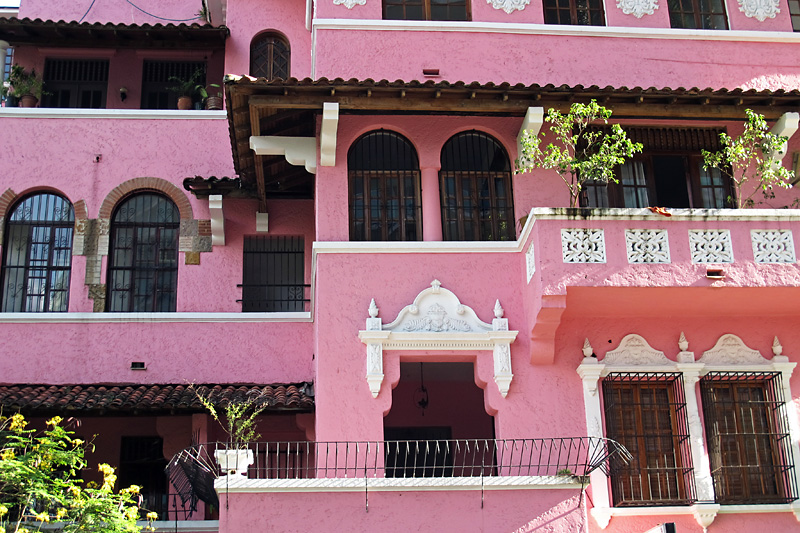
[0, 383, 314, 415]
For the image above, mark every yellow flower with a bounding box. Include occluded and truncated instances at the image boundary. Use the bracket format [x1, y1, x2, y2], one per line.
[35, 512, 50, 523]
[9, 413, 26, 431]
[0, 504, 8, 517]
[146, 511, 158, 521]
[46, 416, 63, 427]
[1, 449, 14, 461]
[98, 463, 115, 476]
[56, 508, 68, 520]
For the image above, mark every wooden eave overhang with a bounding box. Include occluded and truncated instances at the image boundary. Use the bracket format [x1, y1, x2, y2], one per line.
[226, 76, 800, 204]
[0, 17, 229, 50]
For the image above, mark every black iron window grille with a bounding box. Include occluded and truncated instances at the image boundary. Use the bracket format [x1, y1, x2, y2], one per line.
[141, 60, 207, 110]
[107, 193, 179, 312]
[700, 372, 797, 504]
[1, 193, 74, 312]
[348, 130, 422, 242]
[238, 235, 308, 312]
[383, 0, 470, 20]
[543, 0, 605, 26]
[440, 130, 515, 242]
[602, 372, 696, 506]
[41, 58, 109, 108]
[250, 33, 290, 80]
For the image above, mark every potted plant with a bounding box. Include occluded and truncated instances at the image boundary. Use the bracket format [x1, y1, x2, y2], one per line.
[194, 385, 270, 478]
[7, 65, 45, 108]
[702, 108, 795, 208]
[517, 100, 642, 208]
[167, 68, 205, 110]
[202, 84, 223, 110]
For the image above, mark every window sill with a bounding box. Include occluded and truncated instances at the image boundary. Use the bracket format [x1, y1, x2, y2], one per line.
[0, 108, 226, 120]
[0, 312, 312, 323]
[312, 18, 800, 43]
[591, 501, 800, 529]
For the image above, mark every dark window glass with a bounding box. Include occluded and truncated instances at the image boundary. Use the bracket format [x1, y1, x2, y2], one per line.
[1, 193, 74, 312]
[700, 373, 797, 504]
[383, 0, 470, 20]
[440, 131, 515, 241]
[384, 427, 454, 478]
[107, 193, 179, 312]
[603, 373, 695, 506]
[2, 48, 13, 104]
[790, 0, 800, 31]
[250, 33, 290, 80]
[543, 0, 605, 25]
[348, 130, 422, 241]
[241, 235, 306, 312]
[141, 60, 206, 110]
[41, 58, 109, 109]
[667, 0, 728, 29]
[119, 437, 168, 519]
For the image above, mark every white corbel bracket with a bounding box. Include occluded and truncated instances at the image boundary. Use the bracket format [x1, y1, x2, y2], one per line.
[256, 212, 269, 233]
[250, 136, 317, 174]
[320, 102, 339, 167]
[770, 112, 799, 164]
[208, 194, 225, 246]
[517, 106, 544, 166]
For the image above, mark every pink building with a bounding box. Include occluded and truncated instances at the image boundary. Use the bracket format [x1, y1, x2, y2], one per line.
[2, 0, 800, 531]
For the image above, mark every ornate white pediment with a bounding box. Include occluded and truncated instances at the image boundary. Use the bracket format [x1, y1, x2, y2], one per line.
[602, 334, 672, 366]
[358, 280, 518, 398]
[698, 334, 769, 365]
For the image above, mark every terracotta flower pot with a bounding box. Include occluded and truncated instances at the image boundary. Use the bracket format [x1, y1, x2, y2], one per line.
[177, 96, 193, 110]
[205, 96, 223, 110]
[19, 94, 39, 108]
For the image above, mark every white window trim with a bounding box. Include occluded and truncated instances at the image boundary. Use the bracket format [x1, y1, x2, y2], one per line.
[577, 333, 800, 530]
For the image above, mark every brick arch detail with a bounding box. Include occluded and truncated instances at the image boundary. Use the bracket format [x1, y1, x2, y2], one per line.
[0, 189, 18, 221]
[99, 178, 193, 221]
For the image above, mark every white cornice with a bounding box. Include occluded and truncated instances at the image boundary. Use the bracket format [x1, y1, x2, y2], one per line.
[529, 207, 800, 221]
[0, 312, 312, 323]
[312, 18, 800, 43]
[146, 521, 219, 532]
[0, 109, 227, 120]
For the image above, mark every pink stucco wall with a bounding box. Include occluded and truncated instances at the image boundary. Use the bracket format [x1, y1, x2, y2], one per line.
[19, 0, 205, 25]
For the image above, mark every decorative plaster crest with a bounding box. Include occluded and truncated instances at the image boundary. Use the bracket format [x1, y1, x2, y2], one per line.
[616, 0, 659, 18]
[602, 334, 672, 366]
[487, 0, 531, 14]
[689, 230, 733, 263]
[384, 280, 490, 333]
[738, 0, 780, 21]
[625, 229, 670, 263]
[403, 303, 471, 332]
[698, 334, 769, 365]
[561, 229, 606, 263]
[751, 229, 796, 263]
[333, 0, 367, 8]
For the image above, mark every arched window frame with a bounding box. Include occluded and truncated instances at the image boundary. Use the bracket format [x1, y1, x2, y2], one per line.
[250, 32, 290, 80]
[1, 192, 75, 312]
[106, 192, 180, 312]
[439, 130, 515, 242]
[348, 130, 422, 242]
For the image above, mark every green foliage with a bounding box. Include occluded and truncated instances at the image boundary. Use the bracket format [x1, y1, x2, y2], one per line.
[193, 387, 269, 449]
[166, 69, 205, 98]
[702, 109, 795, 208]
[517, 100, 643, 207]
[7, 65, 45, 99]
[0, 414, 156, 533]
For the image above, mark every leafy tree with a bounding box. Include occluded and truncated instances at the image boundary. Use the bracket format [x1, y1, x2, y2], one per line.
[0, 413, 157, 533]
[193, 386, 269, 448]
[702, 108, 795, 208]
[517, 100, 643, 207]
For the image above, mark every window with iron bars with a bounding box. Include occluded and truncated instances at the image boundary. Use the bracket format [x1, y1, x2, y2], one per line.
[239, 235, 307, 312]
[700, 372, 798, 504]
[141, 60, 206, 110]
[602, 373, 695, 506]
[41, 58, 109, 108]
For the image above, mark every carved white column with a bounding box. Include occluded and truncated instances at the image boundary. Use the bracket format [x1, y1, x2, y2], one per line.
[364, 299, 386, 398]
[677, 363, 715, 503]
[577, 357, 611, 529]
[491, 300, 513, 397]
[772, 351, 800, 517]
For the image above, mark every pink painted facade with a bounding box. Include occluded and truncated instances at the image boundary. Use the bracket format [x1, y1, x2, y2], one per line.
[3, 0, 800, 531]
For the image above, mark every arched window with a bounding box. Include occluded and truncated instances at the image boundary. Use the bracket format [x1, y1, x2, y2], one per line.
[348, 130, 422, 241]
[107, 193, 179, 312]
[1, 193, 74, 312]
[440, 131, 515, 241]
[250, 32, 290, 80]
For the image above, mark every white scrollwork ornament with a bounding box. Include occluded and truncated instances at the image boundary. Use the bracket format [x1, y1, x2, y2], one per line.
[487, 0, 530, 13]
[738, 0, 780, 21]
[616, 0, 659, 18]
[333, 0, 366, 8]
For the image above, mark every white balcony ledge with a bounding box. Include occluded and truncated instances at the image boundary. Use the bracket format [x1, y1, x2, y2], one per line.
[214, 474, 585, 493]
[0, 312, 312, 323]
[143, 520, 219, 532]
[0, 108, 227, 120]
[529, 207, 800, 222]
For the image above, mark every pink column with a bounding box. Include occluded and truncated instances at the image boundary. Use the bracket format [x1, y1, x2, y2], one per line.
[420, 166, 442, 241]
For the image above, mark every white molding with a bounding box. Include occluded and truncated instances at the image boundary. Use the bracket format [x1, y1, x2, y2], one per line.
[529, 207, 800, 222]
[602, 334, 672, 366]
[739, 0, 781, 21]
[697, 333, 770, 365]
[487, 0, 531, 13]
[517, 106, 544, 167]
[208, 194, 225, 247]
[256, 212, 269, 233]
[312, 18, 800, 43]
[145, 521, 219, 532]
[359, 281, 518, 398]
[319, 102, 339, 167]
[0, 108, 227, 120]
[769, 112, 799, 164]
[333, 0, 367, 8]
[0, 312, 312, 323]
[616, 0, 659, 18]
[215, 474, 583, 492]
[250, 136, 317, 174]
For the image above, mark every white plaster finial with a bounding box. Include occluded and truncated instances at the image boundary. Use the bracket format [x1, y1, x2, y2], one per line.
[773, 336, 783, 356]
[582, 338, 594, 358]
[494, 300, 504, 319]
[430, 279, 441, 293]
[368, 299, 379, 318]
[679, 331, 689, 352]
